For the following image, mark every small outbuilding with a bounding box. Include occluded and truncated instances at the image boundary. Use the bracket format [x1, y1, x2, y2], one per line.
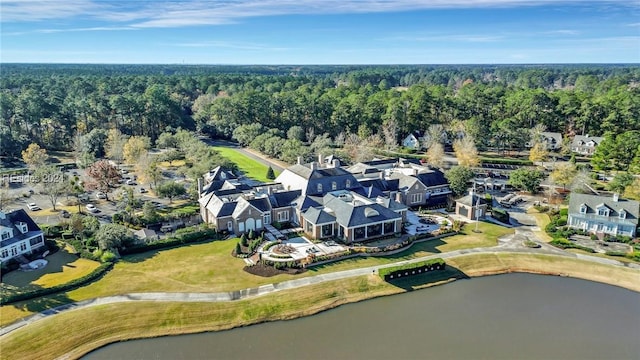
[455, 189, 488, 221]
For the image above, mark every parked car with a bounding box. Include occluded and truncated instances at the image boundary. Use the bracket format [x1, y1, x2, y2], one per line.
[139, 187, 147, 193]
[96, 191, 107, 199]
[60, 209, 71, 218]
[86, 204, 98, 213]
[27, 203, 41, 211]
[126, 179, 136, 186]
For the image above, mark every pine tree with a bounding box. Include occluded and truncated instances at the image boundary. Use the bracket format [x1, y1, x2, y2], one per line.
[240, 233, 248, 247]
[234, 242, 242, 256]
[266, 166, 276, 180]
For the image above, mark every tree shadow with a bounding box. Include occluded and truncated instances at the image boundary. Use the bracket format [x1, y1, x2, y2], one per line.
[384, 265, 470, 291]
[10, 289, 74, 315]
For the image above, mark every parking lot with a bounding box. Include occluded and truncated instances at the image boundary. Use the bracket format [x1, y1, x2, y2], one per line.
[1, 166, 174, 225]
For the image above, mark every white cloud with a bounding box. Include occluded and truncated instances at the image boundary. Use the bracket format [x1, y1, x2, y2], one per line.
[2, 0, 637, 27]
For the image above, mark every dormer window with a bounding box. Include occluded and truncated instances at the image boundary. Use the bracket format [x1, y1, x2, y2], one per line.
[579, 204, 587, 214]
[619, 210, 626, 220]
[345, 179, 351, 188]
[317, 183, 322, 193]
[332, 181, 337, 191]
[597, 207, 609, 217]
[1, 231, 10, 241]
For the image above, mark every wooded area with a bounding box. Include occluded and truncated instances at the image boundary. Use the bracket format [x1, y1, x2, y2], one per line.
[1, 64, 638, 162]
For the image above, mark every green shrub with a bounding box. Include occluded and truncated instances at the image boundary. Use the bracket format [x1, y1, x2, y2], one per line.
[100, 250, 117, 263]
[378, 258, 445, 278]
[550, 238, 595, 253]
[559, 208, 568, 217]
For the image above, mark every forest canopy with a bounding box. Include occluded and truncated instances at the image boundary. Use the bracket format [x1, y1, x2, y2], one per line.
[1, 64, 638, 160]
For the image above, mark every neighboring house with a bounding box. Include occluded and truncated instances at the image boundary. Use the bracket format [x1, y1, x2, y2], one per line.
[402, 132, 422, 150]
[455, 190, 488, 221]
[0, 209, 45, 264]
[571, 135, 604, 155]
[199, 166, 243, 195]
[526, 132, 563, 150]
[567, 193, 639, 238]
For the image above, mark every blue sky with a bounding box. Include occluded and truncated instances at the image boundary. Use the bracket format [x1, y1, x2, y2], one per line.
[1, 0, 638, 64]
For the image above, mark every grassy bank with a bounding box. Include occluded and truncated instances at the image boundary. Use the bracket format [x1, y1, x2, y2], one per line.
[0, 222, 509, 326]
[1, 253, 638, 360]
[211, 146, 279, 182]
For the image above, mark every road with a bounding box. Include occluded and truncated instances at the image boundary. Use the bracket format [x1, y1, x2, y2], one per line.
[2, 228, 638, 337]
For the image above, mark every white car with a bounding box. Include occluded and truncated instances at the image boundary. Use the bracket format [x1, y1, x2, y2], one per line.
[27, 203, 41, 211]
[96, 192, 107, 199]
[86, 204, 98, 213]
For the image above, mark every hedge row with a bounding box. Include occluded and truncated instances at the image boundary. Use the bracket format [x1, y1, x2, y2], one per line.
[1, 262, 114, 305]
[378, 258, 445, 278]
[120, 228, 220, 255]
[549, 238, 596, 253]
[480, 157, 533, 166]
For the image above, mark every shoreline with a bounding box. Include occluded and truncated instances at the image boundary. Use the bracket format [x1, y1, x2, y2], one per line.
[1, 252, 638, 360]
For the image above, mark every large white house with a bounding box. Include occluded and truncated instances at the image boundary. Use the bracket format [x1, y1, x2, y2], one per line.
[0, 209, 45, 264]
[571, 135, 603, 155]
[567, 193, 639, 238]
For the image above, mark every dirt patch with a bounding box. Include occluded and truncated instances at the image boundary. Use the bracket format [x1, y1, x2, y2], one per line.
[243, 264, 307, 277]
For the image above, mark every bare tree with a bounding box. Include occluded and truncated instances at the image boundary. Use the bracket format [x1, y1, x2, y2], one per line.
[381, 118, 398, 150]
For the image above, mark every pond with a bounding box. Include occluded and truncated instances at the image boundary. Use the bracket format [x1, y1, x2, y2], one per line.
[85, 273, 640, 360]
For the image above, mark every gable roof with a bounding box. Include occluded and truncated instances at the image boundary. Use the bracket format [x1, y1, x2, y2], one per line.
[204, 166, 237, 183]
[269, 190, 302, 208]
[415, 170, 448, 187]
[572, 135, 604, 146]
[205, 196, 237, 217]
[0, 209, 43, 248]
[389, 172, 423, 190]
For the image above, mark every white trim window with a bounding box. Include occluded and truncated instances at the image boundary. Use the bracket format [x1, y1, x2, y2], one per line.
[579, 205, 587, 214]
[332, 181, 337, 190]
[277, 211, 290, 222]
[317, 183, 323, 193]
[619, 210, 626, 220]
[264, 214, 271, 225]
[346, 179, 351, 188]
[1, 232, 9, 241]
[597, 207, 609, 217]
[410, 193, 422, 204]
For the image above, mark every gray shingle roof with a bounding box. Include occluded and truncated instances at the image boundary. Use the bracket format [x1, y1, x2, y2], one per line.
[269, 190, 302, 208]
[568, 193, 639, 225]
[303, 207, 336, 225]
[323, 193, 401, 227]
[0, 210, 43, 248]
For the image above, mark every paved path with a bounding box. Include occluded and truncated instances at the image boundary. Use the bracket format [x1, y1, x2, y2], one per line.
[2, 231, 638, 337]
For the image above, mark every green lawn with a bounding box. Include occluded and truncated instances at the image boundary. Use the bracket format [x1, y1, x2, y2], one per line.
[212, 146, 279, 182]
[0, 222, 512, 326]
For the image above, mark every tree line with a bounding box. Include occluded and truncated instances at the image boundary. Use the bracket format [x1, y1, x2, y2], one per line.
[1, 64, 639, 161]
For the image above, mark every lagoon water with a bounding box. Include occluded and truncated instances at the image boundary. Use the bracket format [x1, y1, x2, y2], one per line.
[85, 274, 640, 360]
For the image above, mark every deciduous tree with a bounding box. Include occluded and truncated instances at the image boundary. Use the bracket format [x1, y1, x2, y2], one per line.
[21, 143, 48, 170]
[425, 143, 445, 168]
[34, 165, 67, 211]
[529, 142, 549, 165]
[95, 223, 131, 250]
[445, 166, 475, 196]
[123, 136, 151, 164]
[453, 136, 479, 167]
[156, 181, 186, 203]
[508, 168, 545, 193]
[85, 160, 121, 200]
[549, 163, 577, 190]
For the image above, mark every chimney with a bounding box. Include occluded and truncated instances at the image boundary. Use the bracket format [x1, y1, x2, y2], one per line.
[197, 178, 203, 196]
[318, 153, 324, 165]
[332, 159, 340, 168]
[413, 168, 419, 176]
[394, 191, 402, 203]
[310, 162, 318, 170]
[379, 171, 384, 180]
[613, 193, 619, 202]
[297, 156, 302, 165]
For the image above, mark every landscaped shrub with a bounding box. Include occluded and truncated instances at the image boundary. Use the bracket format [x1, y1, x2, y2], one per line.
[549, 238, 595, 253]
[492, 208, 510, 224]
[378, 258, 445, 279]
[0, 262, 115, 305]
